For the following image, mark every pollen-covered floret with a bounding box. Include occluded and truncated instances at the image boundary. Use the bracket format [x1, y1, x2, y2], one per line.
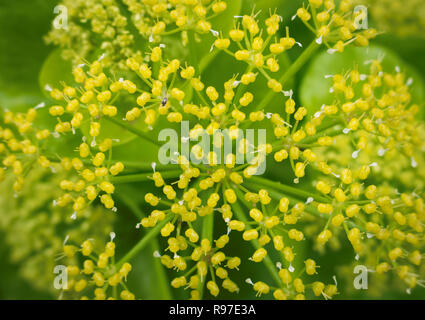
[61, 236, 135, 300]
[295, 0, 377, 53]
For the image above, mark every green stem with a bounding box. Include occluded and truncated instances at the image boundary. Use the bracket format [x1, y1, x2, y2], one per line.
[300, 125, 343, 145]
[247, 176, 329, 203]
[119, 161, 177, 171]
[106, 117, 161, 147]
[199, 50, 219, 73]
[202, 213, 214, 242]
[116, 214, 173, 266]
[255, 40, 320, 111]
[188, 31, 199, 67]
[110, 170, 181, 184]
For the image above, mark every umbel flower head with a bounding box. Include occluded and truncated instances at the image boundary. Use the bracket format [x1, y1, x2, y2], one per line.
[1, 0, 424, 300]
[45, 0, 229, 71]
[60, 234, 135, 300]
[0, 166, 115, 293]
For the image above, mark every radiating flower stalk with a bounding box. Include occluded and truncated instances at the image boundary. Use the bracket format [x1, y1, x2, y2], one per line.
[1, 0, 424, 300]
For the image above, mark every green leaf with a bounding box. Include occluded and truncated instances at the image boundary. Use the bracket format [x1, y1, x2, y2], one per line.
[39, 48, 74, 98]
[299, 45, 425, 117]
[0, 0, 56, 109]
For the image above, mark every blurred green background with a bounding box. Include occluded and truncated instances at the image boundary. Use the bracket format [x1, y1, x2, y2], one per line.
[1, 0, 425, 299]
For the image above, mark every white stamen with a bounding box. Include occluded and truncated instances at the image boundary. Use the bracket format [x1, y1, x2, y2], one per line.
[331, 172, 340, 178]
[289, 264, 295, 272]
[315, 35, 323, 44]
[352, 150, 360, 159]
[283, 89, 293, 97]
[305, 197, 314, 204]
[34, 102, 45, 109]
[377, 148, 387, 157]
[210, 29, 219, 37]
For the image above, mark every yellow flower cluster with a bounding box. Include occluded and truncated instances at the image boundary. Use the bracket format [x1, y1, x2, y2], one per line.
[0, 167, 114, 293]
[137, 53, 425, 298]
[45, 0, 229, 71]
[0, 107, 51, 193]
[214, 13, 296, 92]
[2, 0, 425, 300]
[247, 258, 338, 300]
[45, 0, 137, 70]
[359, 0, 425, 37]
[124, 0, 228, 40]
[295, 0, 377, 52]
[62, 237, 135, 300]
[48, 61, 132, 214]
[158, 233, 240, 299]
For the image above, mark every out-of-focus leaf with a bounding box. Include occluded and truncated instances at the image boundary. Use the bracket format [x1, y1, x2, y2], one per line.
[376, 35, 425, 78]
[0, 0, 57, 109]
[39, 49, 74, 97]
